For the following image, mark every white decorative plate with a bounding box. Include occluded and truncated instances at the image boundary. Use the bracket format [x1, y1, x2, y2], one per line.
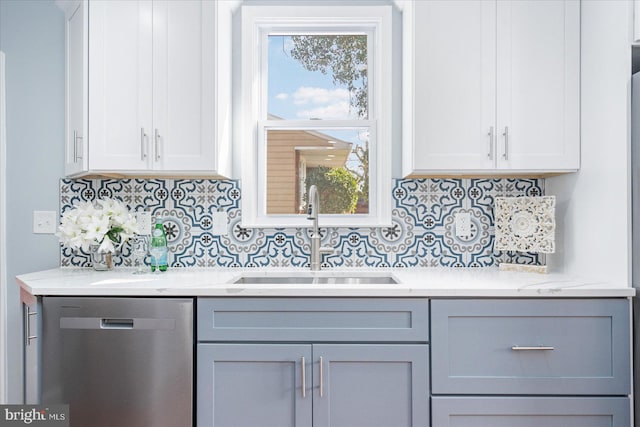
[494, 196, 555, 254]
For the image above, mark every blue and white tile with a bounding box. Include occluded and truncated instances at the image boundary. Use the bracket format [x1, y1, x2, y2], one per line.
[60, 177, 545, 268]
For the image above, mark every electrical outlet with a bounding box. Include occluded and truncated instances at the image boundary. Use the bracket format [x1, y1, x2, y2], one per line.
[455, 212, 471, 238]
[33, 211, 57, 234]
[211, 211, 228, 236]
[136, 211, 152, 235]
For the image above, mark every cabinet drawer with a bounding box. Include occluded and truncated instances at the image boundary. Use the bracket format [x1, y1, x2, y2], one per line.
[197, 298, 429, 342]
[431, 299, 630, 395]
[432, 397, 630, 427]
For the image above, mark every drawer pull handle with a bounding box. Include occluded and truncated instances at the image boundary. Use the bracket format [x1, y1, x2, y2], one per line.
[487, 126, 494, 159]
[301, 356, 306, 399]
[319, 356, 323, 398]
[511, 346, 555, 351]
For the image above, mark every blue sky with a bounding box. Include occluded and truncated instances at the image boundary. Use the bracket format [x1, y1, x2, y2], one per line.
[267, 35, 368, 174]
[267, 35, 357, 121]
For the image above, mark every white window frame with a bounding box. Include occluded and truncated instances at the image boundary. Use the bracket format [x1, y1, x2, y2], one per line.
[240, 4, 392, 228]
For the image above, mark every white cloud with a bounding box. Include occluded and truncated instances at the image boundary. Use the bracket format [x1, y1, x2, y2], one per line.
[275, 93, 289, 100]
[292, 86, 350, 106]
[288, 86, 356, 119]
[297, 101, 353, 120]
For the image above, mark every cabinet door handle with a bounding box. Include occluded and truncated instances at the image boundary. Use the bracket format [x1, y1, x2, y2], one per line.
[72, 130, 77, 163]
[511, 346, 554, 351]
[301, 356, 306, 398]
[487, 126, 494, 159]
[73, 131, 83, 163]
[141, 128, 148, 161]
[319, 356, 323, 398]
[25, 307, 37, 346]
[502, 126, 509, 160]
[154, 129, 161, 161]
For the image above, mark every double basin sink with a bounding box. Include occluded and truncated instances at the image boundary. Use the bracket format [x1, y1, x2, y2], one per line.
[232, 273, 398, 285]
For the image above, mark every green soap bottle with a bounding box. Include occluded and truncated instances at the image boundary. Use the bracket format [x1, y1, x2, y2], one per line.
[150, 218, 168, 272]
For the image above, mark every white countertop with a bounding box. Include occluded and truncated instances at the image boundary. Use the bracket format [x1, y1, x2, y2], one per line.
[16, 267, 636, 298]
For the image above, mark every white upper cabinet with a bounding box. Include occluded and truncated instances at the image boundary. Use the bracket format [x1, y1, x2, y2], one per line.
[63, 0, 232, 177]
[64, 0, 88, 176]
[403, 0, 580, 176]
[87, 0, 152, 172]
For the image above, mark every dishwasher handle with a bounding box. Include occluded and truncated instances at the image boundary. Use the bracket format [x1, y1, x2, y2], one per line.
[101, 318, 134, 329]
[60, 317, 175, 331]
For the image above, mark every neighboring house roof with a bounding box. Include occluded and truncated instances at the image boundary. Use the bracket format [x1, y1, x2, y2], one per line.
[265, 114, 358, 214]
[266, 114, 352, 167]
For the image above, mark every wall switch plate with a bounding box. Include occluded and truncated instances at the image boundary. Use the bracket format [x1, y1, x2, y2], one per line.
[136, 211, 152, 235]
[33, 211, 57, 234]
[211, 211, 228, 236]
[455, 212, 471, 238]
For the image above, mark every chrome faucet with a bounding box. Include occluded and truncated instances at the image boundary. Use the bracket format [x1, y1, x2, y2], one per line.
[306, 185, 333, 271]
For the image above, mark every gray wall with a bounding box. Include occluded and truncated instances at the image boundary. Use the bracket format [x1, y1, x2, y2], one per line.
[0, 0, 64, 402]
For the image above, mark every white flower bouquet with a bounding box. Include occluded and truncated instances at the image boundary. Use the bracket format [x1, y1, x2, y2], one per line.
[57, 198, 138, 254]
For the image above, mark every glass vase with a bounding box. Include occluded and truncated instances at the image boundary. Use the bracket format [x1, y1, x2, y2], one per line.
[90, 245, 113, 271]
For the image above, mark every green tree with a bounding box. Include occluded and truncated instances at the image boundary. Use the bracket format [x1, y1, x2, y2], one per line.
[305, 167, 359, 214]
[290, 35, 369, 210]
[290, 35, 368, 118]
[350, 142, 369, 206]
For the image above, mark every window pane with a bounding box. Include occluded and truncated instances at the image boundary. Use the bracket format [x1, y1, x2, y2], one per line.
[268, 35, 368, 120]
[265, 128, 369, 215]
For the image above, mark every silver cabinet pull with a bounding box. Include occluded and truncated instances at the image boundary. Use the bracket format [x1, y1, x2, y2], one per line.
[319, 356, 323, 398]
[487, 126, 494, 159]
[154, 129, 161, 162]
[502, 126, 509, 160]
[301, 356, 306, 398]
[73, 131, 83, 163]
[25, 307, 37, 346]
[140, 128, 148, 161]
[511, 346, 555, 351]
[72, 130, 77, 163]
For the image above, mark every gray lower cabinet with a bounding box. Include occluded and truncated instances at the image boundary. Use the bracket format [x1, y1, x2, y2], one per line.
[21, 289, 41, 404]
[196, 298, 430, 427]
[430, 299, 632, 427]
[431, 299, 630, 395]
[197, 344, 313, 427]
[197, 343, 429, 427]
[313, 344, 429, 427]
[432, 397, 630, 427]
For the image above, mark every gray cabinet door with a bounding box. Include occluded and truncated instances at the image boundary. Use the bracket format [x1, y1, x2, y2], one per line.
[432, 396, 630, 427]
[431, 299, 630, 395]
[197, 344, 312, 427]
[198, 298, 429, 343]
[313, 344, 429, 427]
[22, 292, 41, 404]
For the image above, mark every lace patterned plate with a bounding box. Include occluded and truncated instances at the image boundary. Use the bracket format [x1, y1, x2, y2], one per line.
[494, 196, 555, 254]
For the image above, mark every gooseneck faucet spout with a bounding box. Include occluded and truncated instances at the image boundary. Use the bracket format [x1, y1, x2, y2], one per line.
[307, 185, 322, 271]
[307, 185, 332, 271]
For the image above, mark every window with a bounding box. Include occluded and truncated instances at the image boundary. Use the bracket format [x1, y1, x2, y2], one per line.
[240, 3, 392, 227]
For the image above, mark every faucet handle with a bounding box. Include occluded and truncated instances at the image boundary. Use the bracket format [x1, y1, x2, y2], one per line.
[319, 247, 334, 255]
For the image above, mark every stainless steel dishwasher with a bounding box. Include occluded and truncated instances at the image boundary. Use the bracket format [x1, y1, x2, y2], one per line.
[41, 297, 193, 427]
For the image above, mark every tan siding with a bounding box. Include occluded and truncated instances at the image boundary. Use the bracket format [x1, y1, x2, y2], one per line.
[266, 129, 348, 214]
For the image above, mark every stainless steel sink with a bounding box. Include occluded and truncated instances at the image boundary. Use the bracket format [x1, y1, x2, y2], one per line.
[232, 275, 398, 285]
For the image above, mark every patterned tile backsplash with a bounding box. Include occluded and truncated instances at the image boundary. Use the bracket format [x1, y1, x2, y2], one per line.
[60, 178, 544, 268]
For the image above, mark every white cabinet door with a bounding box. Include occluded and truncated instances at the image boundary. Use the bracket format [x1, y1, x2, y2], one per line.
[88, 0, 153, 171]
[635, 0, 640, 42]
[64, 1, 88, 176]
[496, 0, 580, 171]
[407, 0, 496, 174]
[404, 0, 579, 176]
[152, 0, 216, 172]
[65, 0, 232, 177]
